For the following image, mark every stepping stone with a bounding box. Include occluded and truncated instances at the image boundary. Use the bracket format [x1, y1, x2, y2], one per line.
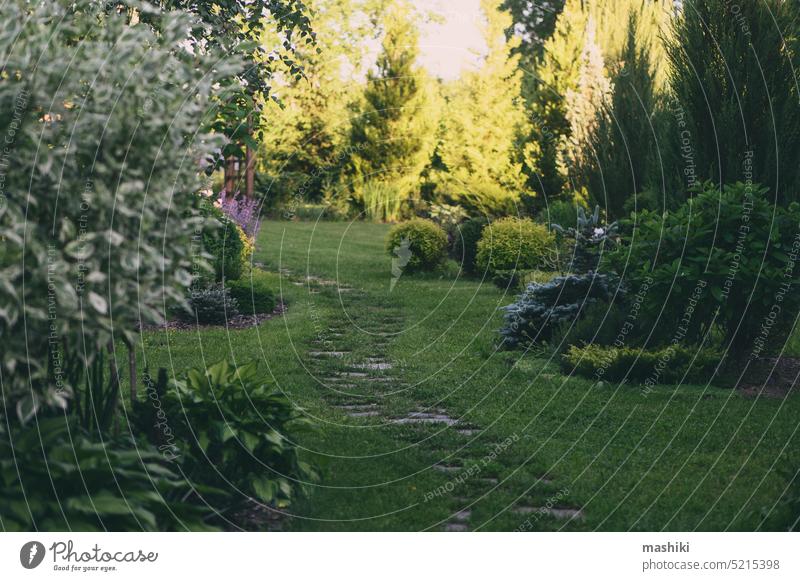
[456, 428, 481, 436]
[513, 506, 583, 521]
[348, 410, 382, 418]
[308, 351, 350, 358]
[353, 362, 393, 371]
[393, 412, 459, 426]
[335, 404, 379, 411]
[452, 509, 471, 522]
[478, 477, 499, 485]
[444, 523, 468, 532]
[337, 372, 369, 378]
[434, 464, 462, 474]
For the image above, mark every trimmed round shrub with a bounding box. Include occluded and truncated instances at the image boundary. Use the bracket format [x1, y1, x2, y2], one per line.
[201, 202, 249, 282]
[476, 217, 556, 280]
[227, 269, 277, 315]
[385, 219, 448, 273]
[452, 217, 488, 275]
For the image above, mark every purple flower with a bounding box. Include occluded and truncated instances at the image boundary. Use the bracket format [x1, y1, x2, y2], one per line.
[218, 190, 261, 239]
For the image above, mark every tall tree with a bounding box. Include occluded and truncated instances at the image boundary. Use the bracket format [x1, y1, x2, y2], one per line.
[522, 0, 587, 203]
[159, 0, 316, 194]
[433, 0, 529, 214]
[665, 0, 800, 205]
[259, 0, 369, 203]
[559, 17, 611, 187]
[579, 14, 662, 218]
[502, 0, 566, 60]
[522, 0, 671, 205]
[345, 0, 438, 209]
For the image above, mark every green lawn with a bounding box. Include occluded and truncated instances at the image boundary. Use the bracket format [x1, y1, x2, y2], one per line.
[136, 219, 800, 531]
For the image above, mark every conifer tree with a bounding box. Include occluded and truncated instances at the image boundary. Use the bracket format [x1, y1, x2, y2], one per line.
[522, 0, 587, 202]
[579, 15, 662, 218]
[522, 0, 671, 205]
[433, 0, 529, 214]
[559, 17, 611, 184]
[665, 0, 800, 205]
[345, 0, 438, 210]
[259, 0, 369, 203]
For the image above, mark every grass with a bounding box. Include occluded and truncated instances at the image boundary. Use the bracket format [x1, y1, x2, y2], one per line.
[136, 219, 800, 531]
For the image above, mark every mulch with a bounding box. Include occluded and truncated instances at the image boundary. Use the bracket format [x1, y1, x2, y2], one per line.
[142, 303, 287, 332]
[736, 356, 800, 399]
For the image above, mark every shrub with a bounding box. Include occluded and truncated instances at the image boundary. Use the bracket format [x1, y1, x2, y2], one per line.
[551, 206, 618, 273]
[542, 199, 581, 229]
[551, 302, 631, 351]
[385, 219, 448, 273]
[612, 182, 800, 359]
[0, 417, 214, 531]
[201, 202, 250, 282]
[500, 272, 620, 348]
[476, 218, 556, 281]
[158, 361, 316, 510]
[561, 344, 720, 386]
[227, 270, 278, 315]
[182, 285, 240, 325]
[0, 0, 236, 424]
[452, 217, 489, 275]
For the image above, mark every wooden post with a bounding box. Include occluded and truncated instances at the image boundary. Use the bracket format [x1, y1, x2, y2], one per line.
[245, 143, 255, 198]
[245, 112, 255, 198]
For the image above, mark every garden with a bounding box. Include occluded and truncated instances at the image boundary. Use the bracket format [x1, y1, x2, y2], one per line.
[2, 0, 800, 533]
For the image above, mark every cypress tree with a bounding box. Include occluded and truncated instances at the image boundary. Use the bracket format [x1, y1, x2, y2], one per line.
[433, 0, 529, 214]
[665, 0, 800, 205]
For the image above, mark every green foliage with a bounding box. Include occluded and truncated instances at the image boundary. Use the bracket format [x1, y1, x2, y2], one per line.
[665, 0, 800, 206]
[551, 205, 618, 273]
[258, 0, 364, 202]
[201, 203, 251, 282]
[182, 285, 240, 325]
[358, 180, 404, 222]
[160, 361, 316, 509]
[227, 270, 278, 315]
[562, 344, 720, 385]
[345, 1, 438, 208]
[161, 0, 316, 162]
[551, 302, 630, 351]
[385, 219, 448, 273]
[0, 418, 214, 531]
[476, 218, 556, 279]
[613, 182, 800, 358]
[432, 0, 529, 214]
[0, 0, 234, 424]
[502, 0, 565, 61]
[452, 218, 489, 275]
[579, 14, 664, 219]
[522, 0, 672, 202]
[500, 272, 619, 347]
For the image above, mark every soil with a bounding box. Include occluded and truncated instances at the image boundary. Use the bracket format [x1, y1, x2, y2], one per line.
[736, 357, 800, 398]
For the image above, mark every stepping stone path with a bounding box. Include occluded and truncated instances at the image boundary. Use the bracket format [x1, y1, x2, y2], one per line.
[286, 268, 583, 531]
[513, 506, 584, 521]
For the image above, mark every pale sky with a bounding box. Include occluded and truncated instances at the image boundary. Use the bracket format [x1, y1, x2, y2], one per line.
[416, 0, 487, 80]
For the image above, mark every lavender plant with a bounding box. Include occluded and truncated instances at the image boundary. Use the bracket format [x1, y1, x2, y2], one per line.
[219, 190, 262, 239]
